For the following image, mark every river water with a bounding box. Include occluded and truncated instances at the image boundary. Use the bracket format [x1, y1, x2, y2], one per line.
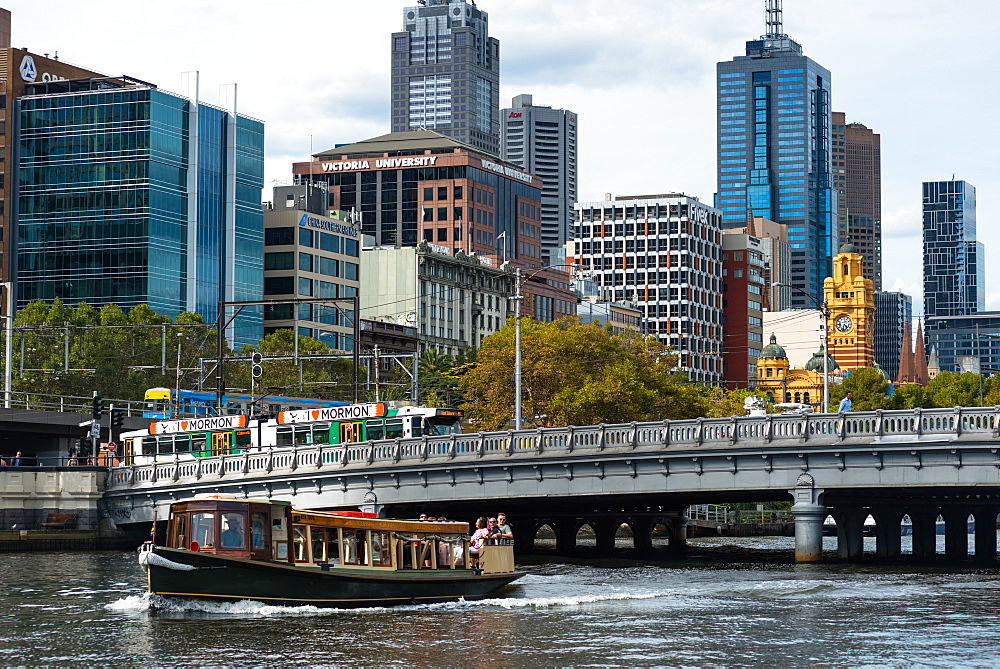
[3, 535, 1000, 667]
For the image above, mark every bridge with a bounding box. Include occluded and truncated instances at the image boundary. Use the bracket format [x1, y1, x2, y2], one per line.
[102, 406, 1000, 563]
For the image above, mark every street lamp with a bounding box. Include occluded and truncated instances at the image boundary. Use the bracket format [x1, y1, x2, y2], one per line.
[774, 283, 830, 412]
[1, 282, 12, 409]
[513, 264, 577, 430]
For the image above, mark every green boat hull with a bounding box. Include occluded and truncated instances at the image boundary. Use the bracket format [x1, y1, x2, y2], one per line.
[143, 546, 525, 608]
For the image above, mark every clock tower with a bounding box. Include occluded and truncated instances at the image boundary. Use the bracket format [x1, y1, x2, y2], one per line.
[824, 243, 875, 370]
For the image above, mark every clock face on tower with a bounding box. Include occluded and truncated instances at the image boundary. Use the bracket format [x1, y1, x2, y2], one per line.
[835, 315, 853, 333]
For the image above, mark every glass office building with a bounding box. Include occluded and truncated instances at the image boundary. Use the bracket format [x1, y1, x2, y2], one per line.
[15, 77, 264, 346]
[922, 180, 983, 318]
[715, 2, 833, 307]
[391, 0, 500, 155]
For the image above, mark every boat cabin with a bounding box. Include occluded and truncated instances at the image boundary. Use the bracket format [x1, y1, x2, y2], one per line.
[163, 495, 514, 574]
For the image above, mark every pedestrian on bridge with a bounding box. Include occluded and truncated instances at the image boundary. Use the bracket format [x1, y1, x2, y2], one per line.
[838, 392, 853, 413]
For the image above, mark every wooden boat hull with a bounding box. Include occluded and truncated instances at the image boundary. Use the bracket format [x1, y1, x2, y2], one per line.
[143, 546, 525, 608]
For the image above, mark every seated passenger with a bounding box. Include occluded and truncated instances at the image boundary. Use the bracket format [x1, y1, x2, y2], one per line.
[221, 515, 245, 548]
[469, 517, 489, 566]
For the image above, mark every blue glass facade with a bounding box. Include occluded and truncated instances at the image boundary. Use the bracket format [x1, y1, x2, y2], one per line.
[922, 180, 982, 318]
[16, 84, 264, 346]
[715, 36, 833, 308]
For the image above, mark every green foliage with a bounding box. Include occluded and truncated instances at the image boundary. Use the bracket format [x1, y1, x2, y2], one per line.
[459, 317, 694, 429]
[829, 367, 891, 411]
[923, 371, 986, 409]
[698, 387, 775, 418]
[890, 383, 931, 409]
[233, 329, 358, 401]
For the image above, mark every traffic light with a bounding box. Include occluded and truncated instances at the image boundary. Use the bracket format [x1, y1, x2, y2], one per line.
[251, 352, 263, 379]
[110, 408, 124, 430]
[91, 395, 104, 420]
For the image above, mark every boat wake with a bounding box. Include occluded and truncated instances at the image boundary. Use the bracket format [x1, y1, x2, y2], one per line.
[104, 590, 671, 617]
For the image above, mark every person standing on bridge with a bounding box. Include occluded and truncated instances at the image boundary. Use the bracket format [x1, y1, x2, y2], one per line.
[837, 392, 853, 413]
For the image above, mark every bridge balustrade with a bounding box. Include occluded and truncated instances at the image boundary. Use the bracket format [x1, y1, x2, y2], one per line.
[106, 407, 1000, 491]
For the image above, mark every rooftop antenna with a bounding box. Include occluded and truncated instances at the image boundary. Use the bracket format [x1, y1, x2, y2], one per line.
[764, 0, 787, 39]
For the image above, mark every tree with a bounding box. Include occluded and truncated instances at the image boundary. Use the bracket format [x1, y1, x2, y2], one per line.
[458, 317, 692, 430]
[924, 371, 983, 408]
[698, 387, 775, 418]
[890, 383, 931, 410]
[236, 329, 357, 401]
[828, 367, 891, 411]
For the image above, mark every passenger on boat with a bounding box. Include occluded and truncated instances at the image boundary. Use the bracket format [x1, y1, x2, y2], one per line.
[469, 517, 489, 567]
[486, 517, 502, 545]
[220, 514, 245, 548]
[497, 513, 513, 544]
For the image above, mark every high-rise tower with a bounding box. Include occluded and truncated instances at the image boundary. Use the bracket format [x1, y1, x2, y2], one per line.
[715, 0, 833, 307]
[391, 0, 500, 155]
[832, 112, 882, 289]
[501, 94, 578, 265]
[922, 180, 983, 317]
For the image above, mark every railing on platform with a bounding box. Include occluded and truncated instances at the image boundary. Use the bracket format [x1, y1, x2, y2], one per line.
[106, 406, 1000, 491]
[687, 504, 729, 523]
[0, 392, 145, 416]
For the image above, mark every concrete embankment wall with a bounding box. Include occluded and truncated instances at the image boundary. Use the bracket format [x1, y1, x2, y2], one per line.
[0, 468, 104, 531]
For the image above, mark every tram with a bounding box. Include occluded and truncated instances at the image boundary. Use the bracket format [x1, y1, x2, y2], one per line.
[121, 401, 464, 465]
[142, 387, 347, 420]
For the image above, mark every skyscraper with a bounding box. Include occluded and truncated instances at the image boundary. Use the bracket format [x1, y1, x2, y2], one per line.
[501, 94, 578, 265]
[16, 74, 265, 346]
[715, 0, 833, 307]
[922, 179, 983, 317]
[873, 290, 912, 382]
[832, 112, 882, 289]
[391, 0, 500, 155]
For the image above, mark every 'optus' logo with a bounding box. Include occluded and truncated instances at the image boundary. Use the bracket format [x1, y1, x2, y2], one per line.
[19, 55, 37, 82]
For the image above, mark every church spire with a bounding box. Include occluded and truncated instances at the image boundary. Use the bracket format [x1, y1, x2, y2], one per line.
[913, 320, 929, 385]
[896, 321, 914, 384]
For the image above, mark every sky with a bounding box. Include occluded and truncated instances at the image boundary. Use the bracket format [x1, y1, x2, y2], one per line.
[9, 0, 999, 314]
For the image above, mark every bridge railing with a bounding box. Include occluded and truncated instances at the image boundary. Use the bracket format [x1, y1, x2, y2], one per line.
[105, 406, 1000, 491]
[1, 392, 146, 416]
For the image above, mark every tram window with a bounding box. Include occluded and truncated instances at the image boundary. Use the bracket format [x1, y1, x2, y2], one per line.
[250, 512, 270, 551]
[191, 433, 207, 455]
[294, 427, 311, 445]
[191, 512, 216, 548]
[411, 417, 423, 438]
[172, 513, 188, 548]
[366, 420, 385, 440]
[293, 526, 308, 562]
[371, 531, 391, 566]
[235, 430, 252, 450]
[340, 422, 363, 444]
[276, 427, 294, 447]
[311, 528, 326, 563]
[384, 419, 404, 439]
[175, 435, 192, 454]
[312, 427, 331, 445]
[156, 436, 173, 455]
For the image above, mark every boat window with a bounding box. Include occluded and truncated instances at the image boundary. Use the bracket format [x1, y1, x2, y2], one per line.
[191, 512, 216, 548]
[366, 420, 385, 441]
[293, 526, 308, 562]
[250, 512, 270, 551]
[220, 512, 246, 549]
[326, 530, 341, 565]
[276, 427, 294, 447]
[171, 513, 188, 548]
[341, 528, 365, 565]
[311, 528, 326, 563]
[370, 531, 392, 566]
[384, 419, 404, 439]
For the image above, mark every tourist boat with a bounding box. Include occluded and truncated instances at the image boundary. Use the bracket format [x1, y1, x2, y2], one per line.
[138, 494, 524, 608]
